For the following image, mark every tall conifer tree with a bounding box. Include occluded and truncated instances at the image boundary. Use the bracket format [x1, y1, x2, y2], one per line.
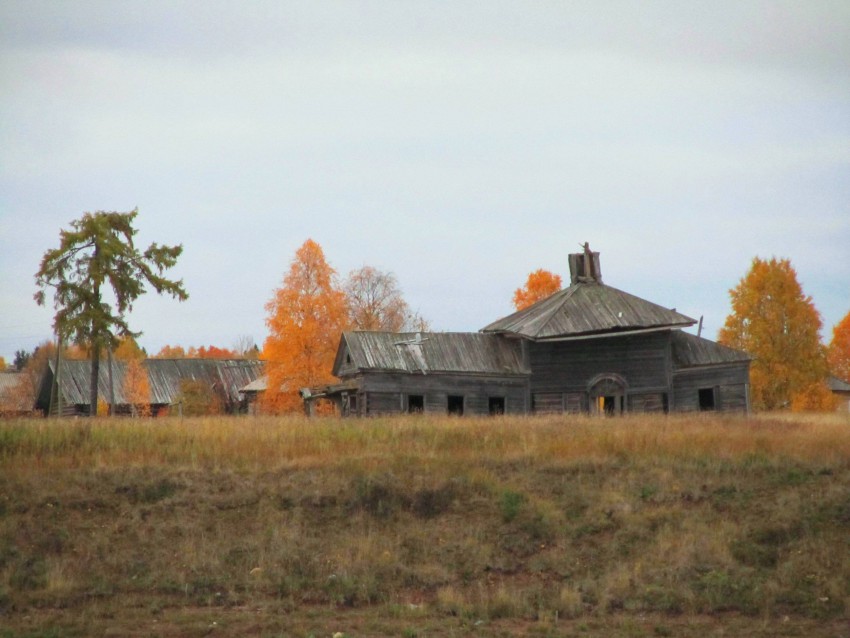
[35, 210, 187, 415]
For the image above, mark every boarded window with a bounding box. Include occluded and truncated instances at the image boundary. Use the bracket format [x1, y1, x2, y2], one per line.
[367, 392, 403, 414]
[564, 393, 584, 413]
[533, 392, 563, 414]
[630, 393, 667, 413]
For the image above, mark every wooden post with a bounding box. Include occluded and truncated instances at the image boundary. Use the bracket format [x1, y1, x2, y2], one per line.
[50, 336, 62, 417]
[107, 347, 115, 417]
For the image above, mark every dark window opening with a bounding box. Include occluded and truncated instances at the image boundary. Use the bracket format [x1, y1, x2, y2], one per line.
[488, 396, 505, 415]
[698, 388, 716, 411]
[349, 395, 357, 412]
[447, 395, 464, 416]
[407, 394, 424, 413]
[345, 352, 352, 364]
[603, 396, 617, 415]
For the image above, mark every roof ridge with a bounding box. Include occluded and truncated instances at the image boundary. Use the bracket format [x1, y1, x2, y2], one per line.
[526, 284, 580, 338]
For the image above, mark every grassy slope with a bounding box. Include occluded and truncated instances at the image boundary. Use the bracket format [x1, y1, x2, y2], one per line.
[1, 413, 849, 637]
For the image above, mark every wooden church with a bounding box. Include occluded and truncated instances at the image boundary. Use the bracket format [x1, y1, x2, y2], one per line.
[304, 247, 751, 417]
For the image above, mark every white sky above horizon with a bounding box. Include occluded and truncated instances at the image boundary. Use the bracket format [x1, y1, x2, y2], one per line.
[1, 1, 848, 361]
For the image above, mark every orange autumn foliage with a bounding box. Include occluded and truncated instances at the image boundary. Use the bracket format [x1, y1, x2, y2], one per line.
[828, 310, 850, 383]
[153, 345, 187, 358]
[513, 269, 562, 311]
[113, 336, 145, 360]
[152, 344, 238, 359]
[189, 345, 238, 359]
[790, 380, 838, 412]
[718, 257, 830, 411]
[122, 358, 151, 417]
[261, 239, 349, 414]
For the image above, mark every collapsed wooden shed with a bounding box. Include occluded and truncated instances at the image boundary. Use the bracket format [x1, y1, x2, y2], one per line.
[307, 248, 751, 417]
[35, 358, 264, 416]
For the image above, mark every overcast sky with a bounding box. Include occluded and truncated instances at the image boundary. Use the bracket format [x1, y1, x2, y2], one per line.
[1, 1, 848, 362]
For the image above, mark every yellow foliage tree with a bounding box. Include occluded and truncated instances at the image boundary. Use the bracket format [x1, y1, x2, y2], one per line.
[828, 310, 850, 383]
[512, 269, 562, 311]
[153, 345, 186, 358]
[123, 358, 151, 417]
[113, 335, 146, 360]
[261, 239, 349, 414]
[718, 257, 829, 411]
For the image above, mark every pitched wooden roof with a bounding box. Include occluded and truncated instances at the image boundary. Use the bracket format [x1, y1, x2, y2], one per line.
[670, 331, 751, 368]
[45, 359, 264, 406]
[333, 331, 529, 376]
[481, 282, 696, 341]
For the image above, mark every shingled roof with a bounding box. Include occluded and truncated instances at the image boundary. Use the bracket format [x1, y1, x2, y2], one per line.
[333, 331, 529, 376]
[481, 282, 696, 341]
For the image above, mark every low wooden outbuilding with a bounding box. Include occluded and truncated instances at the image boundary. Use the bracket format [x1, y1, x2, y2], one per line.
[36, 358, 264, 416]
[307, 248, 751, 417]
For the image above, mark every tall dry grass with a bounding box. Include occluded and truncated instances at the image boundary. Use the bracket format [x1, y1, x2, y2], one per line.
[2, 412, 849, 475]
[2, 411, 849, 635]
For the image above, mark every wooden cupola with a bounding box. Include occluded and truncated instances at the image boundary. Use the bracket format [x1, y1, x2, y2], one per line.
[568, 242, 602, 284]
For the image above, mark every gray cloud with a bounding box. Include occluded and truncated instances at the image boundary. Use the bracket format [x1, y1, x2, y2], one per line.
[1, 1, 848, 359]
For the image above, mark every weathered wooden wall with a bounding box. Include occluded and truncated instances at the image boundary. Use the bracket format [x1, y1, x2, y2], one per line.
[529, 332, 671, 394]
[356, 372, 528, 416]
[671, 364, 750, 412]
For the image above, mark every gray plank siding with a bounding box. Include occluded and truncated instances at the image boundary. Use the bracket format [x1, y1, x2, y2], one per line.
[671, 364, 750, 413]
[629, 393, 667, 413]
[365, 391, 403, 415]
[359, 372, 527, 416]
[529, 332, 671, 394]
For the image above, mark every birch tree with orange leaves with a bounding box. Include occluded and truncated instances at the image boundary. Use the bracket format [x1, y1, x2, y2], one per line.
[513, 269, 562, 311]
[262, 239, 349, 413]
[828, 310, 850, 383]
[718, 257, 830, 411]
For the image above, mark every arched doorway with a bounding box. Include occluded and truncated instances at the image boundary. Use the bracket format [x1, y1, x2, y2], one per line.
[588, 374, 627, 416]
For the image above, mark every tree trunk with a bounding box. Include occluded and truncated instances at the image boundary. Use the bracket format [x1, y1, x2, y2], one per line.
[90, 269, 101, 417]
[107, 348, 115, 417]
[89, 341, 101, 417]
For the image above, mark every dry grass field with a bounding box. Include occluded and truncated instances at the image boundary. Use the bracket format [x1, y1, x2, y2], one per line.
[1, 412, 849, 637]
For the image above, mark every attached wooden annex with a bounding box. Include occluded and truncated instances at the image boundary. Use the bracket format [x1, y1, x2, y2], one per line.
[306, 247, 751, 417]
